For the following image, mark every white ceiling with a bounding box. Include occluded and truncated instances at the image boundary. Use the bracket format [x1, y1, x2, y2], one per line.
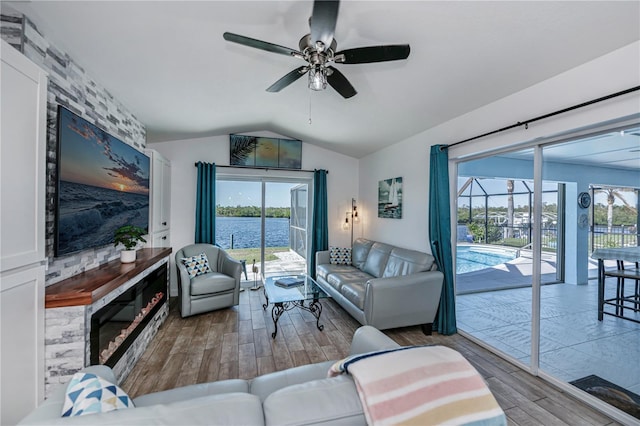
[7, 1, 640, 158]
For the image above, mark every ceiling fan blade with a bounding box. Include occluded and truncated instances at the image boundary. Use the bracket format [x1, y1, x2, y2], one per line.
[223, 32, 301, 57]
[310, 0, 340, 52]
[326, 66, 356, 98]
[266, 66, 309, 92]
[335, 45, 410, 64]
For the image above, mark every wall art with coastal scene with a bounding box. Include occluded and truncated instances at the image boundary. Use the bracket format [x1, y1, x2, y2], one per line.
[230, 134, 302, 169]
[55, 106, 150, 256]
[378, 177, 403, 219]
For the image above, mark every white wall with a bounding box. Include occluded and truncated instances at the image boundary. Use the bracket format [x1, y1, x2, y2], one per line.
[151, 133, 358, 295]
[358, 41, 640, 253]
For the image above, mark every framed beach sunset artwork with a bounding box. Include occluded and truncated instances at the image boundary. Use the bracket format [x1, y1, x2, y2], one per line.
[55, 106, 150, 256]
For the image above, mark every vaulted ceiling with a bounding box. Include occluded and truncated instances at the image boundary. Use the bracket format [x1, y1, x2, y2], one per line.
[7, 1, 640, 158]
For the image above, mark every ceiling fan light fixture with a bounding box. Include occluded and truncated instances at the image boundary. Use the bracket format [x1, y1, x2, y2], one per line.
[308, 65, 327, 91]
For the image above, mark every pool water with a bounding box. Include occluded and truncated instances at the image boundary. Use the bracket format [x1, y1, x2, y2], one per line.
[456, 245, 519, 274]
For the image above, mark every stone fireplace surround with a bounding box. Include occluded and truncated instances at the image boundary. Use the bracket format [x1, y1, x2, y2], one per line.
[44, 248, 171, 397]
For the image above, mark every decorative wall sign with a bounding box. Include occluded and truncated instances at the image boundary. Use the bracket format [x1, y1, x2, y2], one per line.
[378, 177, 403, 219]
[230, 134, 302, 169]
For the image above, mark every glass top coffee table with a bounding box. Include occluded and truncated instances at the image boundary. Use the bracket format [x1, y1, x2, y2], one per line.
[262, 274, 329, 339]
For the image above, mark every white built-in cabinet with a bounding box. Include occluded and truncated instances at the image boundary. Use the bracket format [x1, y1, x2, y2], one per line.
[146, 149, 171, 248]
[0, 40, 47, 425]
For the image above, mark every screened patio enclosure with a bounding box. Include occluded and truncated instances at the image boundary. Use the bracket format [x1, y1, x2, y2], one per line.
[454, 124, 640, 424]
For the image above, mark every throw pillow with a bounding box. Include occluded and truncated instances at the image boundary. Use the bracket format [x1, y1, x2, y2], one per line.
[330, 246, 352, 265]
[61, 372, 134, 417]
[181, 252, 213, 278]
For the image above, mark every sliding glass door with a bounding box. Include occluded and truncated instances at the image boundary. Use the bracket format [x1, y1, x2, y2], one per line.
[216, 177, 310, 283]
[454, 123, 640, 421]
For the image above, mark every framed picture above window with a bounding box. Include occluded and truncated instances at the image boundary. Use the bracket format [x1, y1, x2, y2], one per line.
[378, 177, 403, 219]
[230, 134, 302, 169]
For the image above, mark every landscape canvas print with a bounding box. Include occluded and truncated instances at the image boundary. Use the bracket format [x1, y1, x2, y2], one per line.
[378, 177, 403, 219]
[230, 134, 302, 169]
[56, 107, 150, 256]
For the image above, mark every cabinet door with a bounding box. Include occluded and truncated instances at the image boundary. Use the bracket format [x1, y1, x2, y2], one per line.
[1, 265, 45, 425]
[160, 158, 171, 230]
[151, 230, 170, 248]
[0, 40, 47, 272]
[148, 151, 171, 233]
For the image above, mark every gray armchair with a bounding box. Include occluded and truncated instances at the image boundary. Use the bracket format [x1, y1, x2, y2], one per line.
[176, 244, 242, 318]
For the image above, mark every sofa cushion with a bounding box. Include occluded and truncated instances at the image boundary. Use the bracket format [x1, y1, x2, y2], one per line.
[326, 270, 373, 293]
[190, 272, 236, 296]
[351, 239, 374, 270]
[316, 263, 356, 282]
[330, 246, 352, 265]
[341, 281, 366, 310]
[351, 238, 374, 269]
[382, 247, 435, 277]
[24, 393, 265, 426]
[362, 242, 393, 278]
[250, 361, 333, 402]
[181, 252, 212, 278]
[133, 379, 248, 407]
[263, 376, 365, 426]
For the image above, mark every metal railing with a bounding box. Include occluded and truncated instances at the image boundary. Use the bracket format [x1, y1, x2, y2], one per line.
[458, 223, 557, 251]
[460, 222, 640, 254]
[590, 225, 639, 251]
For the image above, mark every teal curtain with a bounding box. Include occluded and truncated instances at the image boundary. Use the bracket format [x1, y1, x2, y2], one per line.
[195, 162, 216, 244]
[429, 145, 457, 335]
[310, 170, 329, 277]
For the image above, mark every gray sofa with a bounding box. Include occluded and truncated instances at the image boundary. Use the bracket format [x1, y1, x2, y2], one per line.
[316, 238, 444, 333]
[19, 326, 400, 425]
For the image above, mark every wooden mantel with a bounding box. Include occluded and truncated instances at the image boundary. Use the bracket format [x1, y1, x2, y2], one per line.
[45, 248, 172, 308]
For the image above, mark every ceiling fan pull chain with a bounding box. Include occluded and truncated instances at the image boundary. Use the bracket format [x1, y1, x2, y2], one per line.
[308, 91, 313, 125]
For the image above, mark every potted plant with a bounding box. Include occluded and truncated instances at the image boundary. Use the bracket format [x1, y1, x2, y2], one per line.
[114, 225, 147, 263]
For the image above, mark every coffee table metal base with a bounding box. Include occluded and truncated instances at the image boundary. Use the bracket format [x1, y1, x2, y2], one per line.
[267, 299, 324, 339]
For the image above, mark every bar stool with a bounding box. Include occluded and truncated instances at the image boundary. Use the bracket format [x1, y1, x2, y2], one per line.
[604, 261, 640, 317]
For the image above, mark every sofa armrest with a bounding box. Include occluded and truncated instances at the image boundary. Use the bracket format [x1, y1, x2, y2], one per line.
[364, 271, 444, 329]
[349, 325, 399, 355]
[315, 250, 330, 267]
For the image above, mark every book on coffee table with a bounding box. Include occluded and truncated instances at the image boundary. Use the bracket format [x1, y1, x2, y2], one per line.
[275, 277, 304, 288]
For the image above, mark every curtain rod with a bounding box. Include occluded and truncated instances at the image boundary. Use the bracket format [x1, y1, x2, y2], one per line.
[194, 163, 327, 174]
[445, 85, 640, 149]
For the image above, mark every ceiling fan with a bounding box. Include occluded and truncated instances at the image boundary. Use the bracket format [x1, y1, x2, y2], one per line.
[223, 0, 410, 99]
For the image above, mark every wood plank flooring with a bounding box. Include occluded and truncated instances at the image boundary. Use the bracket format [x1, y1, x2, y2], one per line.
[122, 289, 619, 425]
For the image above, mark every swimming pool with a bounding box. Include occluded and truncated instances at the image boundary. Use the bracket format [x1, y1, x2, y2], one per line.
[456, 245, 519, 274]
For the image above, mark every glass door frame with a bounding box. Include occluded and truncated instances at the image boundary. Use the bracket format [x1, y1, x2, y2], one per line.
[216, 171, 313, 278]
[449, 117, 640, 423]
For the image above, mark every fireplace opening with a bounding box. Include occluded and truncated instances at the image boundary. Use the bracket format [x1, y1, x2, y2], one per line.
[90, 263, 167, 367]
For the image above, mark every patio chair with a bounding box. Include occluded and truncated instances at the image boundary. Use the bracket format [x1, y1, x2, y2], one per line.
[176, 243, 243, 318]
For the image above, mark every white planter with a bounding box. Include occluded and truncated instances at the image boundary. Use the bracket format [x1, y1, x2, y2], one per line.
[120, 250, 136, 263]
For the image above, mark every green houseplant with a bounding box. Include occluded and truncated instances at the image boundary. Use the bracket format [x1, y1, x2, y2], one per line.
[114, 225, 147, 263]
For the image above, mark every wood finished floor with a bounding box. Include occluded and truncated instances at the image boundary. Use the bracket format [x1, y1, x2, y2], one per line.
[122, 289, 619, 426]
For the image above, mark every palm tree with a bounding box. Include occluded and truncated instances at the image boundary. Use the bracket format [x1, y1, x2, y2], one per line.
[594, 187, 637, 232]
[506, 180, 514, 238]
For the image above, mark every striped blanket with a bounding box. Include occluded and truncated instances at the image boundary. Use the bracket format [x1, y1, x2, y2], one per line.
[329, 346, 506, 425]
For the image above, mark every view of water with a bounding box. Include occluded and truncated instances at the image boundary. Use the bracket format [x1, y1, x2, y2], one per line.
[216, 216, 290, 249]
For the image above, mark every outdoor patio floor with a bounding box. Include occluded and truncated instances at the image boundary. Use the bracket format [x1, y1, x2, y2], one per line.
[457, 280, 640, 396]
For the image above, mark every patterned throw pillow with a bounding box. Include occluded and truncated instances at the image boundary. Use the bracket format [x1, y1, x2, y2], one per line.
[61, 373, 134, 417]
[181, 252, 212, 278]
[330, 246, 352, 265]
